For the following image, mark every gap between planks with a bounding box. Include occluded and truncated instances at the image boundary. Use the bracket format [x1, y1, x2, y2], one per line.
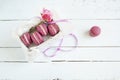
[1, 60, 120, 63]
[0, 46, 120, 48]
[1, 18, 120, 21]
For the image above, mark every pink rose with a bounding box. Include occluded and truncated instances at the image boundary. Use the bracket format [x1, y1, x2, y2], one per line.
[41, 8, 53, 22]
[41, 14, 52, 22]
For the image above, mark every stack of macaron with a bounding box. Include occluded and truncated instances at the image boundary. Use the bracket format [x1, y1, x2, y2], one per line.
[20, 9, 60, 47]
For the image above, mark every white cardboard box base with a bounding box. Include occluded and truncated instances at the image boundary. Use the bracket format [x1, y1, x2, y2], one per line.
[15, 12, 74, 62]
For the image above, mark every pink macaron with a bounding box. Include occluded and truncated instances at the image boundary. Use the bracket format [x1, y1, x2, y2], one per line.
[89, 26, 101, 37]
[20, 32, 32, 47]
[30, 31, 44, 45]
[36, 23, 48, 36]
[48, 23, 60, 36]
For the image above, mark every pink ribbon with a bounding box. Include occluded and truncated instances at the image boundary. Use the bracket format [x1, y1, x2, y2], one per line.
[49, 19, 72, 24]
[42, 33, 78, 57]
[36, 16, 78, 57]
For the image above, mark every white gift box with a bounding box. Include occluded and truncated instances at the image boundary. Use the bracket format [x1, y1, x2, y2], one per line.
[15, 10, 74, 62]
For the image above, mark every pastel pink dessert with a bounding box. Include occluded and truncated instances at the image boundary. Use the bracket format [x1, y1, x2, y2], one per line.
[48, 23, 60, 36]
[36, 23, 48, 36]
[30, 31, 44, 45]
[20, 32, 32, 47]
[89, 26, 101, 37]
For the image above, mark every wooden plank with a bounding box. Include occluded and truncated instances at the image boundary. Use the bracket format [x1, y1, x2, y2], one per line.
[0, 0, 120, 19]
[0, 20, 120, 47]
[35, 47, 120, 61]
[0, 62, 120, 80]
[0, 21, 27, 47]
[70, 20, 120, 46]
[0, 47, 120, 61]
[0, 48, 26, 61]
[0, 0, 120, 79]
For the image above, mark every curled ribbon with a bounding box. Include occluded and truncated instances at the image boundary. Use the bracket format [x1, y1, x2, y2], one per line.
[42, 33, 78, 57]
[36, 16, 78, 57]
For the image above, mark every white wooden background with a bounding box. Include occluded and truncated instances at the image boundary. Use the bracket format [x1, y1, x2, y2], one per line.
[0, 0, 120, 80]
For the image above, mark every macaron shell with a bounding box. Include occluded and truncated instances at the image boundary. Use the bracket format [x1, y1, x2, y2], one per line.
[31, 31, 44, 45]
[52, 23, 59, 31]
[89, 26, 101, 37]
[48, 23, 60, 36]
[36, 24, 48, 36]
[20, 32, 32, 47]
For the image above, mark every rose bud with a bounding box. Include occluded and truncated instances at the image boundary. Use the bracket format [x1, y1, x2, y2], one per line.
[41, 14, 52, 22]
[48, 23, 60, 36]
[30, 27, 44, 45]
[89, 26, 101, 37]
[20, 32, 32, 47]
[41, 8, 53, 22]
[36, 23, 48, 36]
